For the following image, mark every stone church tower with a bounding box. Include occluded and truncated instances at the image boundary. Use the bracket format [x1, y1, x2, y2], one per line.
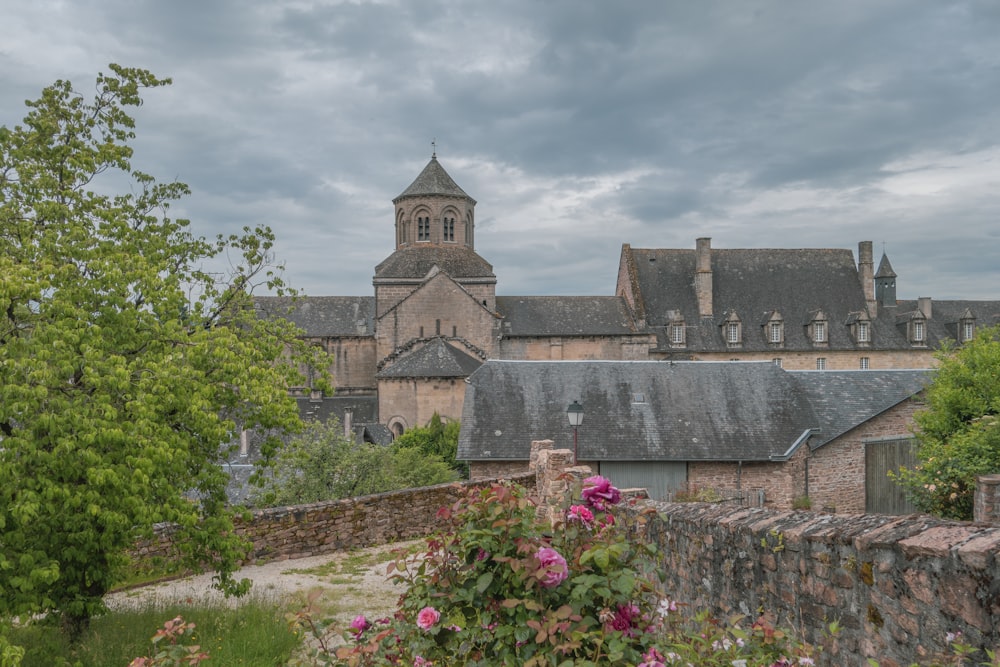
[374, 153, 496, 318]
[373, 154, 500, 435]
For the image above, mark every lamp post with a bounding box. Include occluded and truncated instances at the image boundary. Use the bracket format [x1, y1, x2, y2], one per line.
[566, 400, 584, 464]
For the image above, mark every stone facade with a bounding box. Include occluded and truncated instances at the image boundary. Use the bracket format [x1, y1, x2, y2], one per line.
[377, 376, 469, 436]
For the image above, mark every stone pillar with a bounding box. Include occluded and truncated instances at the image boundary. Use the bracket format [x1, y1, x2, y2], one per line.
[974, 474, 1000, 523]
[530, 441, 593, 526]
[529, 439, 554, 473]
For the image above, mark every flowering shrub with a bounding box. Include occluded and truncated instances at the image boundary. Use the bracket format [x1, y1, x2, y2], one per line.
[326, 478, 823, 666]
[128, 616, 209, 667]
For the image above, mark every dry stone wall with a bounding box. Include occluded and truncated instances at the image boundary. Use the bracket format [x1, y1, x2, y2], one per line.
[634, 502, 1000, 666]
[134, 473, 535, 565]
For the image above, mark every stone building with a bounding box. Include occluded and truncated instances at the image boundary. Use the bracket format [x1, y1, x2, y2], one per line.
[256, 153, 999, 436]
[457, 360, 929, 513]
[256, 153, 653, 435]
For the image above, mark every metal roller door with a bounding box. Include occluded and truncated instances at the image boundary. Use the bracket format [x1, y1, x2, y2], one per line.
[598, 461, 688, 501]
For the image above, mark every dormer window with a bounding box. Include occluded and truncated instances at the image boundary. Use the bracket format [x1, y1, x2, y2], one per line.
[807, 311, 829, 347]
[912, 320, 925, 343]
[961, 317, 975, 343]
[847, 313, 872, 347]
[963, 321, 974, 341]
[669, 322, 685, 346]
[722, 312, 742, 347]
[763, 310, 784, 346]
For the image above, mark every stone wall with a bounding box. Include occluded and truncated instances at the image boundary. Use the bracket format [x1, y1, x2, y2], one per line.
[634, 502, 1000, 666]
[134, 473, 536, 565]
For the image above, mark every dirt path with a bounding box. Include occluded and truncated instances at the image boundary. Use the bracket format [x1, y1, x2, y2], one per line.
[106, 540, 420, 640]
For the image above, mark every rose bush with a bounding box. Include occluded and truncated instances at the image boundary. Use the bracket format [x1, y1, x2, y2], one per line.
[326, 478, 824, 666]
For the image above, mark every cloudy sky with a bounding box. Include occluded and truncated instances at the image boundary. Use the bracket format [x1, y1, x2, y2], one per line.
[3, 1, 1000, 300]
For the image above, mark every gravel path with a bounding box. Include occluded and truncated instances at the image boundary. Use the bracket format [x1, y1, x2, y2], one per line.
[106, 540, 420, 638]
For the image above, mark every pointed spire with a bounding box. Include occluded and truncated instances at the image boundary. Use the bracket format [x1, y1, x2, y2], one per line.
[394, 155, 473, 202]
[876, 253, 897, 278]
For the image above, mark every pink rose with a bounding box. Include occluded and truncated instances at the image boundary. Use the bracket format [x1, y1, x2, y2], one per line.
[349, 614, 369, 638]
[536, 547, 568, 588]
[638, 647, 666, 667]
[566, 504, 595, 527]
[581, 475, 621, 510]
[416, 606, 441, 630]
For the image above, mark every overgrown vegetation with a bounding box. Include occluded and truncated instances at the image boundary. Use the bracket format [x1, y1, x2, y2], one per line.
[392, 413, 466, 478]
[0, 65, 325, 637]
[8, 599, 298, 666]
[252, 418, 458, 507]
[894, 325, 1000, 520]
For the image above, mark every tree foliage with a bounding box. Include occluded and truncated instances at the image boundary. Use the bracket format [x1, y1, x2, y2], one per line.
[392, 413, 466, 477]
[0, 65, 323, 634]
[253, 419, 458, 507]
[896, 326, 1000, 520]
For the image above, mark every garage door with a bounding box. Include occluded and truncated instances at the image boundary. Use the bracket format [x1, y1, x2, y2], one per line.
[598, 461, 688, 501]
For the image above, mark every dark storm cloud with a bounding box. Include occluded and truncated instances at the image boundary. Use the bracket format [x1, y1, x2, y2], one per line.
[2, 1, 999, 299]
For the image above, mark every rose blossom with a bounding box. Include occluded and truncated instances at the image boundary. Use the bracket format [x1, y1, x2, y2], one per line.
[581, 475, 621, 510]
[535, 547, 568, 588]
[349, 614, 370, 638]
[637, 647, 666, 667]
[566, 504, 595, 527]
[416, 606, 440, 630]
[607, 602, 640, 637]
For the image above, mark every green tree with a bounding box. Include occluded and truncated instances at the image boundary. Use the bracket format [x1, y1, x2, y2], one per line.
[254, 419, 457, 507]
[896, 326, 1000, 520]
[392, 413, 466, 477]
[0, 65, 322, 635]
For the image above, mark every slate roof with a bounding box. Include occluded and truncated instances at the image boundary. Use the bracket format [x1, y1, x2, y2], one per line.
[377, 338, 484, 379]
[496, 296, 639, 336]
[254, 296, 374, 337]
[458, 361, 819, 462]
[394, 156, 474, 202]
[457, 361, 931, 463]
[792, 370, 930, 448]
[886, 299, 1000, 348]
[374, 246, 495, 281]
[627, 246, 870, 353]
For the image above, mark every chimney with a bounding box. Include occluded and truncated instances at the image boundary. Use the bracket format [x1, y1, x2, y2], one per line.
[694, 237, 713, 318]
[918, 297, 932, 319]
[343, 408, 353, 440]
[858, 241, 875, 314]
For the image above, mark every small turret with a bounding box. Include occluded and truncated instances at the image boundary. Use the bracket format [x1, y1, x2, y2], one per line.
[875, 253, 897, 308]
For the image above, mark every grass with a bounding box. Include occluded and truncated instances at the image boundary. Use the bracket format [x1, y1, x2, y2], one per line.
[9, 597, 301, 667]
[283, 541, 419, 585]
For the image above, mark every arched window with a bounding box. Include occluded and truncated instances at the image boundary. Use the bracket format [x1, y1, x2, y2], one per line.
[418, 216, 430, 241]
[443, 216, 455, 242]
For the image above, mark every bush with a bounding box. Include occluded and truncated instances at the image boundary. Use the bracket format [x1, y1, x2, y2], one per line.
[317, 478, 822, 666]
[894, 326, 1000, 520]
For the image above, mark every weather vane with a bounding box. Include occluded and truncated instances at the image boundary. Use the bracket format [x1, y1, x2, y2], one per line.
[431, 138, 436, 158]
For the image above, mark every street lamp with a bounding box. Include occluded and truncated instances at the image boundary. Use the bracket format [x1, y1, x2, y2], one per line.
[566, 400, 584, 464]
